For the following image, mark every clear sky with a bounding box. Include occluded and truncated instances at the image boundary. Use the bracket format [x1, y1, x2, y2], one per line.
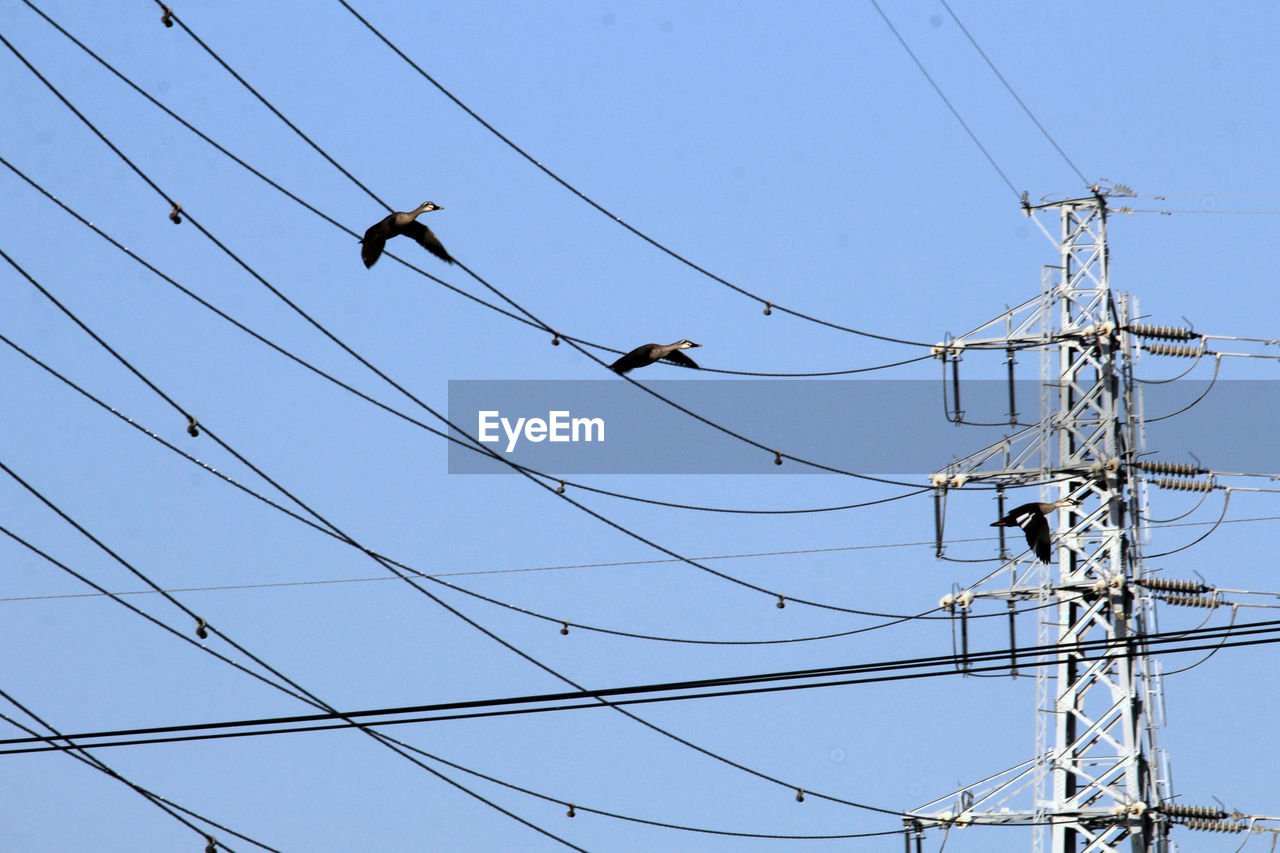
[2, 2, 1278, 851]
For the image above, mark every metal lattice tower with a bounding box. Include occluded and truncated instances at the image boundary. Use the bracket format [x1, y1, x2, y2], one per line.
[1037, 193, 1168, 852]
[907, 191, 1174, 851]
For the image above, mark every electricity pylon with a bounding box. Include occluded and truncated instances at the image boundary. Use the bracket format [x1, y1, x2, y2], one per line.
[908, 190, 1174, 852]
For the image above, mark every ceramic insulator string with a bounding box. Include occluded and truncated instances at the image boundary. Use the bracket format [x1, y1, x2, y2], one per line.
[1152, 477, 1216, 492]
[1129, 323, 1199, 341]
[1135, 460, 1207, 477]
[1144, 341, 1205, 358]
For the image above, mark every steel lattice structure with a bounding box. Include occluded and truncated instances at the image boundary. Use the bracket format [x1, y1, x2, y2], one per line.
[908, 192, 1174, 852]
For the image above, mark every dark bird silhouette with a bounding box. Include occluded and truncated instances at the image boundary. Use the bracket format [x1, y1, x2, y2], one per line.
[610, 340, 701, 374]
[361, 201, 453, 268]
[990, 499, 1079, 563]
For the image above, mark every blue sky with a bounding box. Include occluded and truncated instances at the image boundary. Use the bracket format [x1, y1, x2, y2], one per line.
[2, 2, 1279, 851]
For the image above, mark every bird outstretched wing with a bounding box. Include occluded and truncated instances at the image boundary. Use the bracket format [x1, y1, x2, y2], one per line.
[403, 221, 455, 264]
[1014, 512, 1051, 563]
[1032, 533, 1051, 563]
[360, 230, 387, 268]
[992, 503, 1052, 564]
[610, 352, 641, 374]
[610, 344, 655, 374]
[662, 350, 700, 369]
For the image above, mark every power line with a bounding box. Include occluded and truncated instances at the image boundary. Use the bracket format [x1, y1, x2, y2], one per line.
[1119, 206, 1280, 216]
[0, 30, 964, 615]
[24, 0, 893, 379]
[9, 0, 930, 377]
[938, 0, 1090, 188]
[1145, 489, 1233, 559]
[2, 284, 1262, 650]
[0, 320, 962, 650]
[0, 684, 908, 842]
[0, 159, 926, 519]
[6, 617, 1274, 757]
[12, 11, 1269, 835]
[0, 688, 280, 852]
[8, 507, 1280, 606]
[151, 2, 388, 211]
[0, 341, 1038, 645]
[0, 242, 910, 821]
[368, 740, 908, 842]
[12, 0, 570, 346]
[0, 40, 965, 624]
[10, 7, 1037, 498]
[0, 561, 578, 851]
[0, 317, 1004, 650]
[7, 294, 1264, 644]
[0, 522, 315, 706]
[7, 4, 1269, 845]
[1158, 605, 1239, 677]
[0, 538, 992, 603]
[867, 0, 1020, 199]
[0, 453, 329, 706]
[0, 23, 962, 497]
[0, 306, 1046, 641]
[544, 479, 931, 515]
[0, 241, 588, 847]
[0, 246, 937, 622]
[0, 694, 902, 844]
[331, 0, 942, 350]
[0, 466, 588, 851]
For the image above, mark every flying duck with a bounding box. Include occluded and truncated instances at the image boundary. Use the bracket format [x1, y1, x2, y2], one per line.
[361, 201, 453, 268]
[610, 340, 702, 374]
[990, 499, 1079, 563]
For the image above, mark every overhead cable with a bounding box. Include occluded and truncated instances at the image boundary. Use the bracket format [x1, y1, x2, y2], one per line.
[939, 0, 1090, 188]
[332, 0, 941, 348]
[0, 250, 908, 819]
[5, 617, 1276, 756]
[0, 688, 281, 852]
[0, 27, 963, 496]
[0, 162, 925, 518]
[867, 0, 1021, 199]
[0, 476, 587, 850]
[26, 0, 907, 378]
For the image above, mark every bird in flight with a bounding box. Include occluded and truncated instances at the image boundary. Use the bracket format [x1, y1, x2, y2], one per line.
[361, 201, 453, 268]
[990, 499, 1079, 563]
[610, 340, 702, 374]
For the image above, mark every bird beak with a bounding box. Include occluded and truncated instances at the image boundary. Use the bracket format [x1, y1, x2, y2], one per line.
[688, 342, 702, 348]
[989, 520, 1008, 527]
